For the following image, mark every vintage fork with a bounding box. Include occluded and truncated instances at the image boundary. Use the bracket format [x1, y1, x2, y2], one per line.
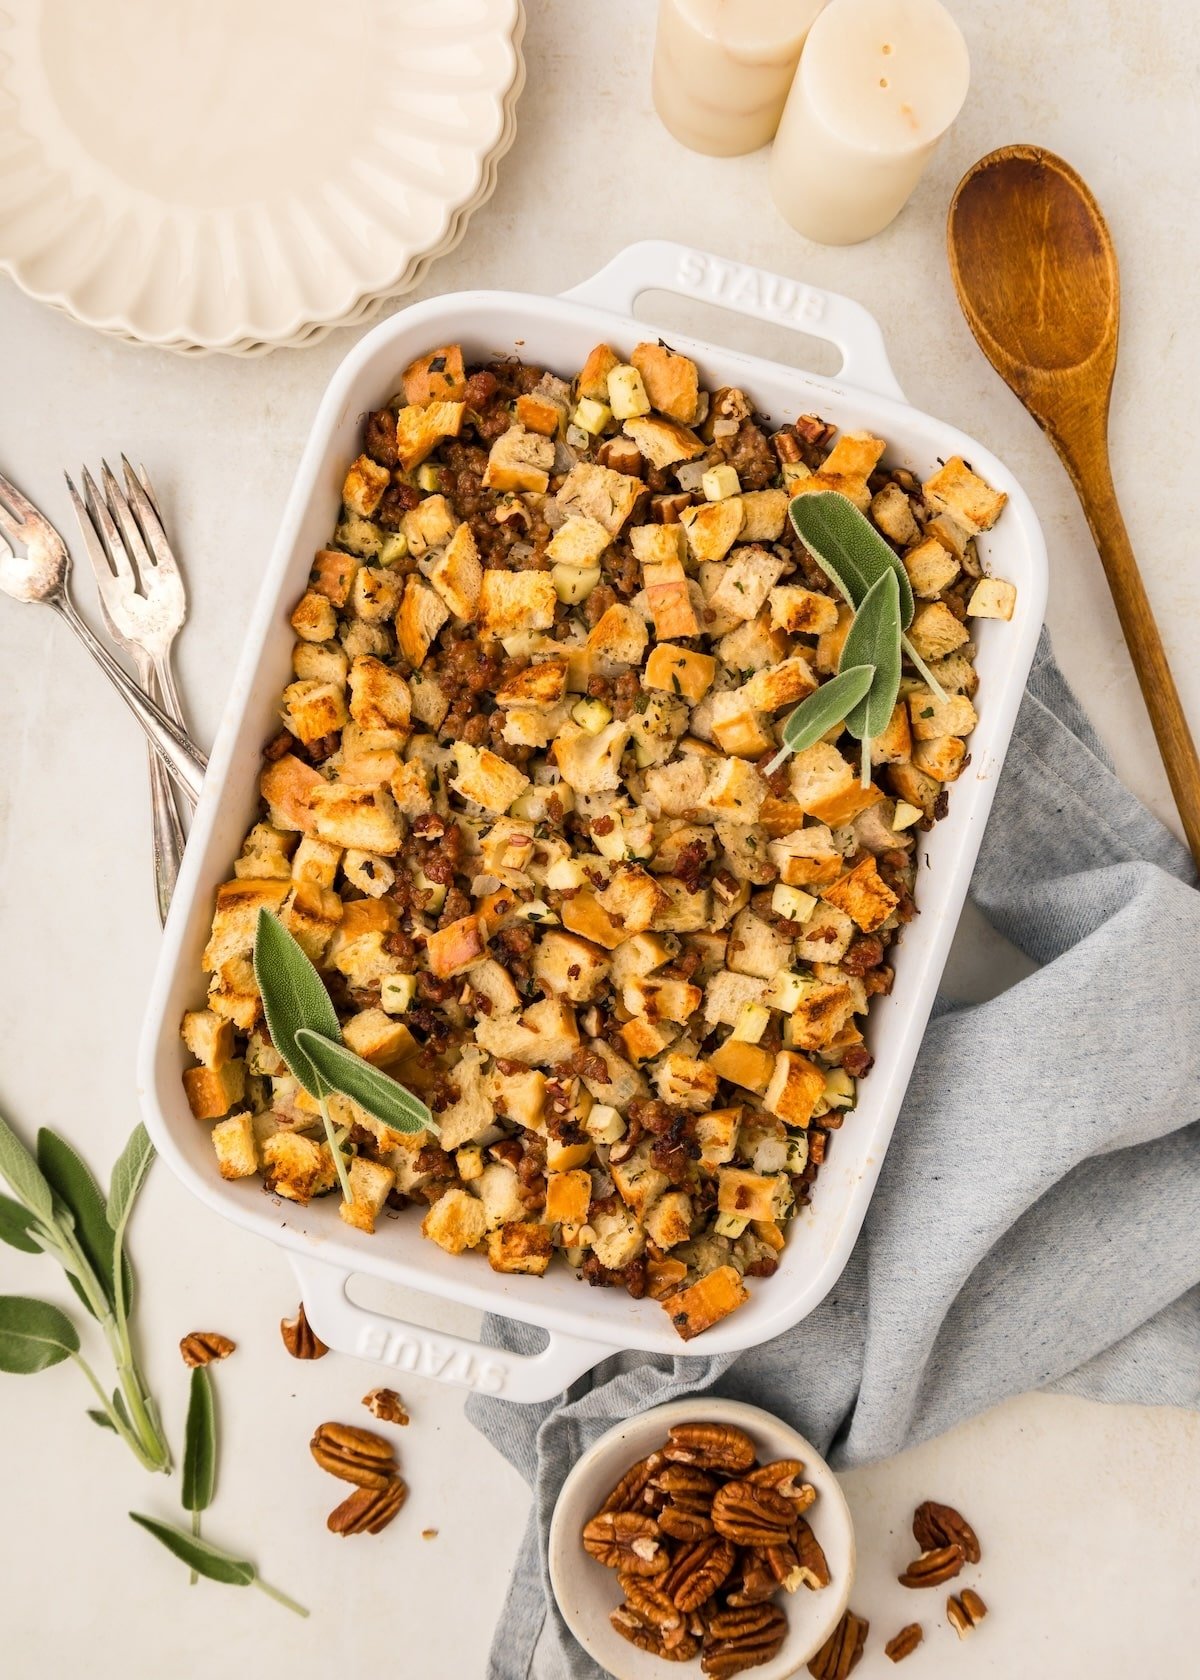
[66, 460, 191, 924]
[0, 470, 207, 802]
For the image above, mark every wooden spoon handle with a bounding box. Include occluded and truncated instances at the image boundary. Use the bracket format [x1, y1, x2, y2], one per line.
[1058, 435, 1200, 866]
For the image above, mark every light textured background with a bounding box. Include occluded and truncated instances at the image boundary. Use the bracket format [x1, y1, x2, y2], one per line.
[0, 2, 1197, 1675]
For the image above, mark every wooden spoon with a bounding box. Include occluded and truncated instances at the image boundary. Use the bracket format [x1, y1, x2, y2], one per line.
[948, 144, 1200, 865]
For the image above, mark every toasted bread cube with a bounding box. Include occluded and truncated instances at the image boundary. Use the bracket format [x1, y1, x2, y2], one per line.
[401, 493, 456, 559]
[699, 757, 767, 824]
[290, 590, 337, 643]
[903, 535, 961, 599]
[211, 1111, 258, 1181]
[349, 565, 403, 626]
[343, 846, 394, 899]
[590, 1203, 645, 1270]
[624, 975, 703, 1023]
[823, 430, 886, 481]
[496, 657, 569, 710]
[709, 692, 775, 759]
[557, 460, 643, 534]
[704, 970, 768, 1028]
[339, 1158, 396, 1234]
[451, 742, 530, 813]
[427, 522, 482, 622]
[607, 363, 652, 419]
[587, 603, 648, 667]
[630, 523, 687, 566]
[346, 656, 411, 736]
[261, 1133, 336, 1203]
[887, 759, 941, 820]
[482, 423, 555, 493]
[871, 701, 913, 766]
[653, 1052, 719, 1110]
[181, 1009, 234, 1071]
[422, 1187, 487, 1255]
[631, 340, 700, 423]
[474, 998, 580, 1067]
[310, 783, 402, 854]
[909, 689, 978, 741]
[577, 341, 621, 400]
[870, 482, 920, 546]
[611, 1145, 671, 1222]
[697, 1107, 742, 1169]
[787, 982, 857, 1051]
[203, 878, 290, 972]
[487, 1065, 546, 1131]
[789, 743, 881, 826]
[735, 488, 788, 543]
[644, 643, 717, 703]
[908, 601, 970, 661]
[815, 603, 854, 674]
[680, 498, 745, 562]
[334, 515, 385, 559]
[487, 1221, 553, 1275]
[281, 879, 343, 962]
[707, 545, 785, 622]
[768, 825, 842, 887]
[718, 1166, 784, 1222]
[516, 391, 563, 436]
[395, 576, 449, 667]
[342, 453, 391, 518]
[769, 585, 840, 636]
[792, 901, 855, 963]
[426, 914, 488, 979]
[913, 735, 966, 781]
[623, 413, 704, 469]
[552, 720, 632, 795]
[923, 456, 1007, 534]
[598, 866, 669, 936]
[645, 1190, 693, 1250]
[388, 757, 431, 819]
[533, 930, 611, 1002]
[281, 679, 347, 746]
[310, 548, 359, 608]
[395, 400, 464, 470]
[643, 560, 700, 640]
[546, 1137, 594, 1172]
[968, 576, 1018, 620]
[708, 1037, 774, 1094]
[342, 1007, 415, 1067]
[618, 1016, 678, 1063]
[402, 344, 466, 405]
[545, 1168, 592, 1228]
[727, 907, 792, 981]
[764, 1050, 826, 1128]
[741, 656, 819, 713]
[548, 515, 611, 567]
[292, 834, 343, 888]
[791, 472, 871, 514]
[183, 1058, 246, 1120]
[478, 569, 558, 640]
[293, 638, 350, 689]
[560, 892, 629, 950]
[474, 1162, 525, 1231]
[664, 1264, 748, 1341]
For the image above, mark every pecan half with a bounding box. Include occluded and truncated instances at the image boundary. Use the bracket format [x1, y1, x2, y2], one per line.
[747, 1459, 817, 1511]
[618, 1573, 686, 1644]
[702, 1601, 788, 1677]
[611, 1606, 700, 1662]
[663, 1534, 737, 1611]
[913, 1499, 980, 1565]
[310, 1422, 396, 1488]
[327, 1476, 408, 1536]
[946, 1588, 987, 1638]
[179, 1331, 236, 1367]
[654, 1464, 718, 1541]
[884, 1623, 923, 1663]
[362, 1387, 410, 1426]
[726, 1553, 778, 1606]
[280, 1304, 328, 1360]
[792, 1516, 832, 1589]
[711, 1480, 794, 1547]
[664, 1421, 756, 1474]
[898, 1544, 964, 1588]
[596, 1451, 664, 1517]
[582, 1511, 668, 1576]
[807, 1608, 869, 1680]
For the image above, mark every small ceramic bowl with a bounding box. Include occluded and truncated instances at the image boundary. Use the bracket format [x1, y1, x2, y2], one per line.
[548, 1398, 855, 1679]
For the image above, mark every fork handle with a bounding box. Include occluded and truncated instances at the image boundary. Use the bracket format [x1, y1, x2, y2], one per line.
[138, 656, 187, 925]
[55, 595, 207, 804]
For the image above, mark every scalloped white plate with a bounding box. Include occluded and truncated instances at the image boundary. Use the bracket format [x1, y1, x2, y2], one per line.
[0, 0, 524, 354]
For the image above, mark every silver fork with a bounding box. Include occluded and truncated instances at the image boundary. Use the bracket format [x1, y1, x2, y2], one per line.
[66, 460, 190, 925]
[0, 469, 207, 804]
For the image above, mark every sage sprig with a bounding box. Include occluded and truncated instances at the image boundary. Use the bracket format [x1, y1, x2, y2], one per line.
[254, 912, 437, 1193]
[839, 569, 904, 786]
[181, 1365, 217, 1581]
[764, 665, 875, 776]
[0, 1114, 169, 1472]
[129, 1514, 308, 1617]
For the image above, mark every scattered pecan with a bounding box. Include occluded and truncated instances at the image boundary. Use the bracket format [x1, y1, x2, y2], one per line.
[664, 1421, 756, 1474]
[898, 1544, 965, 1588]
[179, 1331, 235, 1367]
[883, 1623, 923, 1663]
[309, 1422, 397, 1489]
[946, 1588, 987, 1638]
[280, 1303, 328, 1360]
[582, 1511, 669, 1576]
[701, 1601, 787, 1678]
[610, 1606, 700, 1662]
[711, 1480, 794, 1547]
[326, 1476, 408, 1536]
[362, 1387, 409, 1426]
[595, 1451, 663, 1517]
[663, 1534, 737, 1611]
[807, 1608, 869, 1680]
[913, 1499, 980, 1565]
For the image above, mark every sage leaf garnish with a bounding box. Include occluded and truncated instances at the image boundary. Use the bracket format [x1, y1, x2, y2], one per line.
[107, 1123, 154, 1234]
[789, 490, 915, 626]
[0, 1110, 55, 1227]
[0, 1193, 41, 1254]
[129, 1514, 309, 1616]
[764, 664, 876, 775]
[182, 1364, 217, 1581]
[0, 1297, 80, 1373]
[295, 1029, 435, 1137]
[38, 1129, 131, 1314]
[253, 909, 343, 1099]
[88, 1407, 117, 1432]
[840, 569, 903, 786]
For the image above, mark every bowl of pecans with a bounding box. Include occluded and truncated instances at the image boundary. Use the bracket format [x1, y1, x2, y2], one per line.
[548, 1397, 854, 1678]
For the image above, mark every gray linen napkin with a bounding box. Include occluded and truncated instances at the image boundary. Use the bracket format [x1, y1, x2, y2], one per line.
[467, 631, 1200, 1680]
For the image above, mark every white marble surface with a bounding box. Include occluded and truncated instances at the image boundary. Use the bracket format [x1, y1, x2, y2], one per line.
[1, 2, 1196, 1675]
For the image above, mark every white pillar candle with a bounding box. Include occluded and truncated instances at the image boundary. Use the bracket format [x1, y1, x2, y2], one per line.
[653, 0, 828, 158]
[769, 0, 970, 244]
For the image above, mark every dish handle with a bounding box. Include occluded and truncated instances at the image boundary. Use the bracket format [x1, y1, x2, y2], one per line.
[561, 239, 906, 404]
[290, 1254, 608, 1404]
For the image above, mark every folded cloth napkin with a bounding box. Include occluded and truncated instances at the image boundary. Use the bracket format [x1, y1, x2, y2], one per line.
[468, 631, 1200, 1680]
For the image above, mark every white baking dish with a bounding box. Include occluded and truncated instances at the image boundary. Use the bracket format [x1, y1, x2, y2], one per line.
[138, 241, 1047, 1403]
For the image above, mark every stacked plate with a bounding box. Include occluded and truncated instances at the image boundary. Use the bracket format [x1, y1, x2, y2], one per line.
[0, 0, 525, 355]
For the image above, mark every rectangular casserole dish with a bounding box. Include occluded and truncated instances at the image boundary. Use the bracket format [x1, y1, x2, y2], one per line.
[138, 241, 1048, 1403]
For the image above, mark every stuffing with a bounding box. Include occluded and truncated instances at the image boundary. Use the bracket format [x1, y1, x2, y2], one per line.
[642, 559, 700, 639]
[421, 1188, 487, 1255]
[913, 735, 967, 781]
[395, 400, 464, 470]
[451, 742, 530, 813]
[310, 782, 403, 854]
[663, 1265, 748, 1341]
[587, 603, 648, 666]
[709, 691, 774, 759]
[680, 499, 745, 562]
[342, 454, 391, 518]
[763, 1050, 826, 1128]
[262, 1133, 336, 1203]
[482, 423, 555, 493]
[428, 521, 483, 620]
[907, 601, 971, 661]
[310, 548, 359, 609]
[552, 719, 632, 794]
[792, 902, 855, 963]
[402, 494, 456, 558]
[706, 545, 785, 622]
[487, 1222, 554, 1275]
[183, 1059, 246, 1121]
[426, 914, 489, 978]
[630, 523, 687, 566]
[556, 460, 643, 534]
[598, 865, 670, 935]
[644, 643, 717, 703]
[577, 341, 621, 401]
[727, 907, 793, 981]
[290, 590, 338, 643]
[736, 488, 788, 542]
[211, 1112, 258, 1181]
[699, 757, 767, 823]
[281, 879, 342, 963]
[623, 413, 705, 471]
[740, 655, 818, 712]
[870, 482, 920, 546]
[789, 743, 883, 826]
[903, 535, 961, 599]
[547, 515, 611, 567]
[968, 577, 1018, 620]
[533, 930, 611, 1002]
[349, 655, 411, 733]
[402, 344, 467, 405]
[181, 1009, 234, 1071]
[396, 576, 449, 667]
[909, 688, 978, 741]
[339, 1158, 396, 1234]
[478, 569, 558, 639]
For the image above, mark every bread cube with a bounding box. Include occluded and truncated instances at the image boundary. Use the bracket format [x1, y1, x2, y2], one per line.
[556, 460, 643, 534]
[262, 1133, 336, 1203]
[909, 689, 978, 741]
[478, 569, 558, 639]
[642, 559, 700, 640]
[290, 590, 337, 643]
[533, 930, 611, 1002]
[548, 515, 611, 567]
[422, 1187, 486, 1255]
[696, 1107, 742, 1169]
[887, 759, 942, 821]
[764, 1050, 825, 1128]
[436, 1052, 496, 1151]
[968, 577, 1017, 620]
[814, 603, 854, 674]
[903, 535, 961, 599]
[516, 391, 564, 437]
[587, 603, 648, 667]
[913, 735, 966, 782]
[923, 456, 1007, 534]
[623, 414, 704, 469]
[699, 757, 767, 824]
[630, 523, 687, 566]
[483, 423, 554, 493]
[281, 680, 346, 746]
[426, 914, 488, 979]
[871, 702, 913, 766]
[768, 585, 840, 637]
[487, 1222, 553, 1275]
[703, 970, 768, 1029]
[908, 601, 970, 661]
[788, 743, 882, 826]
[741, 656, 818, 713]
[725, 907, 791, 981]
[396, 575, 449, 667]
[653, 1052, 719, 1110]
[181, 1009, 234, 1071]
[341, 1007, 414, 1067]
[487, 1065, 546, 1131]
[870, 482, 920, 546]
[737, 488, 788, 542]
[645, 1191, 693, 1251]
[281, 879, 342, 963]
[339, 1158, 396, 1234]
[551, 720, 632, 795]
[680, 498, 745, 562]
[590, 1204, 645, 1271]
[292, 834, 343, 888]
[395, 400, 464, 470]
[450, 742, 530, 814]
[545, 1168, 592, 1228]
[293, 638, 350, 688]
[310, 783, 402, 854]
[333, 515, 385, 560]
[718, 1166, 783, 1222]
[630, 341, 700, 423]
[823, 430, 886, 480]
[707, 545, 785, 622]
[474, 998, 580, 1067]
[345, 657, 410, 737]
[709, 692, 774, 759]
[183, 1059, 246, 1120]
[310, 548, 359, 609]
[792, 901, 855, 963]
[663, 1264, 748, 1340]
[643, 643, 716, 704]
[428, 522, 482, 621]
[708, 1037, 774, 1094]
[401, 494, 455, 559]
[787, 981, 858, 1051]
[598, 865, 669, 935]
[402, 344, 466, 405]
[211, 1111, 258, 1181]
[342, 453, 391, 518]
[577, 342, 621, 400]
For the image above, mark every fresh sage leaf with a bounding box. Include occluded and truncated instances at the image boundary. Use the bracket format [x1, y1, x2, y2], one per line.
[0, 1296, 80, 1373]
[295, 1030, 435, 1136]
[789, 490, 915, 628]
[88, 1408, 117, 1432]
[37, 1129, 131, 1313]
[182, 1366, 216, 1515]
[0, 1111, 55, 1226]
[253, 910, 343, 1098]
[130, 1514, 255, 1586]
[840, 569, 904, 743]
[0, 1193, 41, 1253]
[107, 1123, 155, 1234]
[764, 665, 876, 775]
